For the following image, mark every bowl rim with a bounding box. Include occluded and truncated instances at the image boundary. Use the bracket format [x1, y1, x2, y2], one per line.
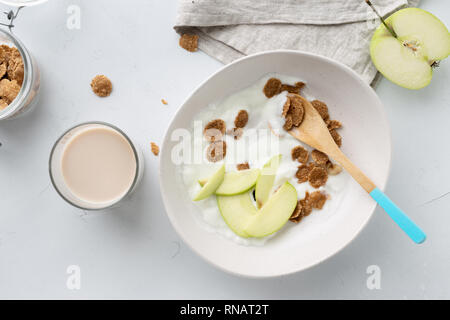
[159, 49, 392, 278]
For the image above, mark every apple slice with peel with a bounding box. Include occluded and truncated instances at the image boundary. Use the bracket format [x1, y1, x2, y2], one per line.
[193, 165, 225, 201]
[215, 169, 260, 195]
[244, 182, 298, 238]
[370, 8, 450, 89]
[217, 191, 257, 238]
[255, 155, 281, 208]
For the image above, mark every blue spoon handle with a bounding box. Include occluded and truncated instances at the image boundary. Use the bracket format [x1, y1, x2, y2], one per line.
[370, 187, 426, 244]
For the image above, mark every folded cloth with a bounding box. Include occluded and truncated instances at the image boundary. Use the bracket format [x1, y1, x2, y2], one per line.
[174, 0, 420, 85]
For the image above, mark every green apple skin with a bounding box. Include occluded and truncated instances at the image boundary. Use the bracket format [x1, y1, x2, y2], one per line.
[193, 165, 225, 201]
[244, 182, 298, 238]
[215, 169, 260, 196]
[217, 191, 258, 238]
[370, 8, 450, 89]
[255, 155, 281, 208]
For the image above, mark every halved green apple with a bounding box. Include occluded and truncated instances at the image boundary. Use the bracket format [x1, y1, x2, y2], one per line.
[370, 8, 450, 89]
[244, 182, 298, 238]
[193, 165, 225, 201]
[255, 155, 281, 208]
[215, 169, 260, 195]
[217, 191, 257, 238]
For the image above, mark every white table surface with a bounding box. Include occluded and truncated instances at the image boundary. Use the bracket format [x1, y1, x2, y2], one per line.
[0, 0, 449, 299]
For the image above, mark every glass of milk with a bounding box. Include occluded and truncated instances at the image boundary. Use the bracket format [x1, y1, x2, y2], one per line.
[49, 122, 144, 210]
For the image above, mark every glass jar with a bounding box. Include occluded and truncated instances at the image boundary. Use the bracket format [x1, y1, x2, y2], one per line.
[0, 28, 40, 120]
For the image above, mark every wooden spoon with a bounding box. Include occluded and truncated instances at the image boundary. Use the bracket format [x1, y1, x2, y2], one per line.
[289, 95, 426, 244]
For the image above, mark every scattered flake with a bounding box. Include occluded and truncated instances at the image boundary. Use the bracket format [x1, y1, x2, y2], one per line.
[228, 127, 244, 140]
[329, 129, 342, 147]
[237, 162, 250, 171]
[288, 94, 305, 126]
[150, 142, 159, 156]
[161, 99, 168, 105]
[91, 75, 112, 97]
[179, 34, 198, 52]
[263, 78, 282, 98]
[295, 164, 311, 183]
[311, 149, 329, 166]
[326, 119, 342, 130]
[282, 97, 290, 117]
[309, 191, 327, 209]
[234, 110, 248, 128]
[283, 114, 293, 131]
[206, 141, 227, 162]
[204, 119, 226, 142]
[308, 166, 328, 188]
[311, 100, 329, 120]
[289, 200, 303, 223]
[291, 145, 309, 163]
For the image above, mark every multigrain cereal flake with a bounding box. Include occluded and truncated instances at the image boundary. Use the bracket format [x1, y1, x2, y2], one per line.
[291, 145, 309, 163]
[228, 127, 244, 140]
[204, 119, 226, 142]
[289, 200, 303, 223]
[206, 141, 227, 162]
[329, 129, 342, 147]
[308, 166, 328, 188]
[311, 100, 329, 120]
[150, 142, 159, 156]
[311, 149, 329, 166]
[91, 75, 112, 97]
[263, 78, 282, 98]
[287, 94, 305, 126]
[295, 164, 311, 183]
[283, 115, 293, 131]
[309, 191, 327, 209]
[300, 192, 312, 217]
[0, 79, 20, 103]
[234, 110, 249, 128]
[179, 34, 198, 52]
[326, 119, 342, 130]
[237, 162, 250, 171]
[282, 97, 291, 117]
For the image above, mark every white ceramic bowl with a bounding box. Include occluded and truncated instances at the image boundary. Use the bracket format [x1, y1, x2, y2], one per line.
[159, 50, 391, 278]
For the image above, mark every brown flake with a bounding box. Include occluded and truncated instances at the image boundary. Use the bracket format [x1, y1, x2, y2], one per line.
[291, 145, 308, 163]
[237, 162, 250, 171]
[329, 129, 342, 147]
[295, 164, 311, 183]
[288, 94, 305, 126]
[263, 78, 282, 98]
[91, 75, 112, 97]
[179, 34, 198, 52]
[206, 141, 227, 162]
[0, 79, 20, 103]
[0, 98, 8, 110]
[326, 119, 342, 130]
[311, 100, 329, 121]
[311, 149, 329, 166]
[309, 191, 327, 209]
[150, 142, 159, 156]
[308, 166, 328, 188]
[300, 192, 312, 217]
[204, 119, 226, 142]
[234, 110, 248, 128]
[283, 115, 293, 131]
[289, 200, 303, 223]
[282, 97, 290, 117]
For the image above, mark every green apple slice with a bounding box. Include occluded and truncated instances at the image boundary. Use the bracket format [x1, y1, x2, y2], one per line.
[215, 169, 260, 196]
[193, 165, 225, 201]
[244, 182, 297, 238]
[255, 155, 281, 208]
[370, 8, 450, 89]
[217, 191, 257, 238]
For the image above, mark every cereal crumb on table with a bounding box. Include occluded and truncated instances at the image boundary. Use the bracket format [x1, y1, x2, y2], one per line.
[161, 99, 168, 105]
[237, 162, 250, 171]
[91, 75, 112, 97]
[150, 142, 159, 156]
[179, 34, 198, 52]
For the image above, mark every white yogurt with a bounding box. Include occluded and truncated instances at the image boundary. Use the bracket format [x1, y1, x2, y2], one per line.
[180, 73, 350, 246]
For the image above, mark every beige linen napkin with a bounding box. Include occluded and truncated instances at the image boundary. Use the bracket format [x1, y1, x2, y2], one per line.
[174, 0, 420, 85]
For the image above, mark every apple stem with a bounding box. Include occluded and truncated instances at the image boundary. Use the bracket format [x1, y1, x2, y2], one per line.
[365, 0, 397, 38]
